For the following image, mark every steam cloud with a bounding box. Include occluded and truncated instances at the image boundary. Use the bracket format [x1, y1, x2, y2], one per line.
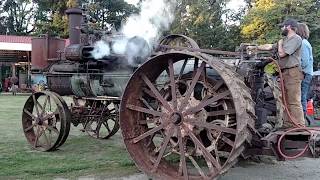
[91, 0, 177, 65]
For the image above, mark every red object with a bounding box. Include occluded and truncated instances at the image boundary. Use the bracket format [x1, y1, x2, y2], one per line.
[0, 35, 32, 43]
[307, 99, 314, 116]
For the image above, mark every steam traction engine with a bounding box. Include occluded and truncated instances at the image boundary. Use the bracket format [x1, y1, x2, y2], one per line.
[22, 7, 320, 180]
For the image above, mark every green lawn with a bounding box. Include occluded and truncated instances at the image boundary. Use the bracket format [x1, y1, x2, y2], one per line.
[0, 95, 139, 180]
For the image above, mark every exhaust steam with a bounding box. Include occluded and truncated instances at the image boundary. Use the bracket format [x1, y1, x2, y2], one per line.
[91, 0, 177, 65]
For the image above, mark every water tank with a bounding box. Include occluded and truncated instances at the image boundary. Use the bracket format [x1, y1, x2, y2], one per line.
[31, 36, 65, 70]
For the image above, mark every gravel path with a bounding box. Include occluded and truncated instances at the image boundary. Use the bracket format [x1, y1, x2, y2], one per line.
[100, 157, 320, 180]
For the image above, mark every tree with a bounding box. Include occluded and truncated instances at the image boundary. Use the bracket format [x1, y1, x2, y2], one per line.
[241, 0, 320, 66]
[86, 0, 138, 31]
[32, 0, 137, 37]
[170, 0, 244, 51]
[1, 0, 36, 35]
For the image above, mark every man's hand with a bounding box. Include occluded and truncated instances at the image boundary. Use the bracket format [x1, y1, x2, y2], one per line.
[246, 45, 258, 51]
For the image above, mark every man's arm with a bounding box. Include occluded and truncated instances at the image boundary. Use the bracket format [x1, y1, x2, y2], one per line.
[246, 44, 274, 51]
[257, 44, 273, 51]
[277, 39, 287, 58]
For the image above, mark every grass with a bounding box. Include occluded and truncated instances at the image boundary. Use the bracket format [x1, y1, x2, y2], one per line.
[0, 95, 139, 179]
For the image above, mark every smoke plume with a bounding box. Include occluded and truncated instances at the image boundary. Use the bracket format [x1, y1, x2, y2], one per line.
[91, 0, 177, 65]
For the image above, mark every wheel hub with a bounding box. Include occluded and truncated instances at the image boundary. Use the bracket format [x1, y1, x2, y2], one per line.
[170, 112, 183, 125]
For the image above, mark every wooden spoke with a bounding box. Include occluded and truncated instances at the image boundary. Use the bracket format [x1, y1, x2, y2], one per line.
[186, 127, 222, 170]
[180, 62, 206, 110]
[127, 104, 164, 117]
[186, 119, 236, 135]
[152, 125, 175, 172]
[168, 59, 177, 110]
[24, 123, 36, 132]
[207, 109, 236, 117]
[177, 127, 188, 179]
[183, 91, 231, 115]
[178, 59, 188, 80]
[23, 109, 36, 119]
[141, 74, 172, 112]
[133, 123, 166, 143]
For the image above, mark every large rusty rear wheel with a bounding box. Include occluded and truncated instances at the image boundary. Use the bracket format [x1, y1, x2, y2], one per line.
[120, 51, 255, 179]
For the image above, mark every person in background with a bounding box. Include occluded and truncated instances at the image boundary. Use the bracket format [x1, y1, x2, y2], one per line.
[10, 76, 18, 96]
[296, 23, 314, 121]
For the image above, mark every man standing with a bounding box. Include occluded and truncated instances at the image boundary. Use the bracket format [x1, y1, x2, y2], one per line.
[248, 19, 305, 127]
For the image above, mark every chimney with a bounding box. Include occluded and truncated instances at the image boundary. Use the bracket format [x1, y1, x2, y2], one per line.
[66, 8, 83, 45]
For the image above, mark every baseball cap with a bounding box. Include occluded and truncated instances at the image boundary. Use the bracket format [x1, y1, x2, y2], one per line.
[279, 19, 298, 28]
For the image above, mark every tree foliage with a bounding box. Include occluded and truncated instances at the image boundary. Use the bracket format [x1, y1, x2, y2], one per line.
[1, 0, 36, 35]
[0, 0, 137, 37]
[241, 0, 320, 66]
[170, 0, 244, 51]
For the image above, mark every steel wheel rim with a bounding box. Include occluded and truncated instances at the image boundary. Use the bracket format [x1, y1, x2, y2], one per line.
[120, 52, 252, 179]
[84, 102, 120, 139]
[22, 91, 69, 151]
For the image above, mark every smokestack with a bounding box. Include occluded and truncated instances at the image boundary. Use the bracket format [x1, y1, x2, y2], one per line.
[66, 8, 83, 45]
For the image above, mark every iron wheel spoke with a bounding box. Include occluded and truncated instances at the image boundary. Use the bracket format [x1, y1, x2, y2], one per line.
[103, 121, 111, 133]
[96, 121, 103, 138]
[44, 123, 59, 134]
[168, 59, 177, 110]
[183, 91, 231, 115]
[178, 59, 188, 80]
[186, 127, 222, 170]
[127, 104, 164, 117]
[133, 123, 166, 143]
[186, 119, 236, 135]
[23, 109, 37, 119]
[177, 127, 188, 179]
[188, 155, 207, 178]
[207, 109, 236, 116]
[152, 125, 175, 172]
[43, 130, 51, 148]
[180, 62, 206, 110]
[141, 74, 172, 112]
[32, 95, 40, 116]
[212, 80, 224, 92]
[220, 135, 235, 147]
[24, 123, 36, 132]
[42, 95, 49, 115]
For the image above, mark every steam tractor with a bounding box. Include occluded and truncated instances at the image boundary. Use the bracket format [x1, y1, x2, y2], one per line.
[22, 7, 320, 180]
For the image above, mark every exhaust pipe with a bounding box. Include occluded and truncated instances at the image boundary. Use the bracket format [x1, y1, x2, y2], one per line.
[66, 8, 83, 45]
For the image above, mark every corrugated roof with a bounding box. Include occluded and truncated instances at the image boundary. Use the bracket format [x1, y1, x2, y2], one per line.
[0, 35, 32, 44]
